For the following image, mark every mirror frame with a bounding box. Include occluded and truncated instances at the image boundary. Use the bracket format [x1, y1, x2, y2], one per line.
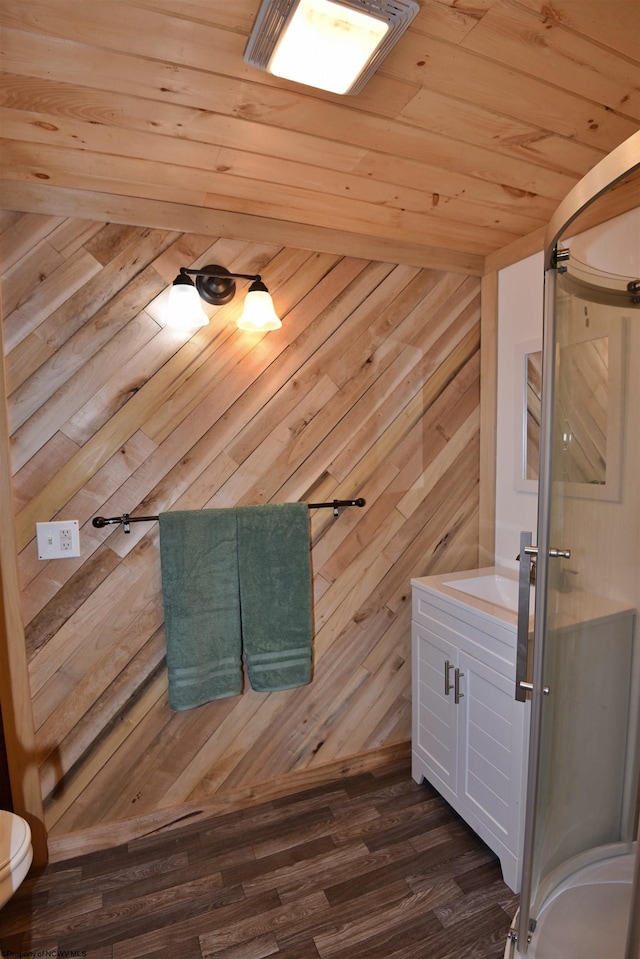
[514, 308, 626, 501]
[554, 280, 626, 502]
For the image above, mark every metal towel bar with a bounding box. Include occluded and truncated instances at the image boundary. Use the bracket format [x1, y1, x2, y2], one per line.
[92, 499, 366, 533]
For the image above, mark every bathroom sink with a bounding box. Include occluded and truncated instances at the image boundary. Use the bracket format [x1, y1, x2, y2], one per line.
[443, 573, 533, 613]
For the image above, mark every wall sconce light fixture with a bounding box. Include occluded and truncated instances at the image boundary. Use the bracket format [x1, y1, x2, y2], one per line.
[169, 265, 282, 332]
[244, 0, 419, 95]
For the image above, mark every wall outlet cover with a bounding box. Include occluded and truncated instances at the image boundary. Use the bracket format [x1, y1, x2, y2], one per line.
[36, 520, 81, 559]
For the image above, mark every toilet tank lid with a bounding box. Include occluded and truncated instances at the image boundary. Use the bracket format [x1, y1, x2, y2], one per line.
[0, 810, 31, 870]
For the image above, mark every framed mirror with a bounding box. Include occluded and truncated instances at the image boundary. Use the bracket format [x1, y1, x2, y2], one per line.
[513, 300, 625, 500]
[514, 338, 542, 492]
[553, 287, 625, 501]
[526, 348, 542, 481]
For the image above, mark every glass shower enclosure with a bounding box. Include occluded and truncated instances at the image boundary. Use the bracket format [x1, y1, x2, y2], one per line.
[508, 133, 640, 957]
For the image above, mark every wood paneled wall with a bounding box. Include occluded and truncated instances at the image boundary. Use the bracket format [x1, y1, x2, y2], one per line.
[1, 210, 481, 855]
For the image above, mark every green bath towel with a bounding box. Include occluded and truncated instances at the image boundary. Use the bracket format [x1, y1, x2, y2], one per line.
[237, 502, 313, 692]
[159, 509, 243, 710]
[159, 504, 313, 708]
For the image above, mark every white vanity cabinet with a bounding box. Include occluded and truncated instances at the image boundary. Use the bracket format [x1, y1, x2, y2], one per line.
[411, 570, 530, 893]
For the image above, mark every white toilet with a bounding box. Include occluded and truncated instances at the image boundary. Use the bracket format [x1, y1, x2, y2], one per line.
[0, 810, 33, 908]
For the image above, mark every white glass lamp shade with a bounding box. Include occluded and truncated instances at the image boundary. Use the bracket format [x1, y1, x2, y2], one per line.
[238, 287, 282, 331]
[167, 278, 209, 329]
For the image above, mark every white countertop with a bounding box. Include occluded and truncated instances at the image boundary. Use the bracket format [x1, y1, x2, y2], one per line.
[412, 566, 635, 631]
[412, 566, 522, 627]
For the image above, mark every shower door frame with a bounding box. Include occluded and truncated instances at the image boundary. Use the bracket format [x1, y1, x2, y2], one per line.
[514, 130, 640, 954]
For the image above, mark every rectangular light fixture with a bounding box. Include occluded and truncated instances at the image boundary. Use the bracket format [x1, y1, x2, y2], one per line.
[244, 0, 419, 95]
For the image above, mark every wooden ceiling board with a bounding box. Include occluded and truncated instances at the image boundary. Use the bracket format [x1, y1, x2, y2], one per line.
[515, 0, 640, 64]
[462, 2, 639, 111]
[0, 0, 637, 272]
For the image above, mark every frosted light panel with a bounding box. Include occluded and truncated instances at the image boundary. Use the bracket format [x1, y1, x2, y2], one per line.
[269, 0, 389, 94]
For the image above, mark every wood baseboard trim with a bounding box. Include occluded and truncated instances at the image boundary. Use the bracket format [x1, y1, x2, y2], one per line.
[47, 741, 411, 862]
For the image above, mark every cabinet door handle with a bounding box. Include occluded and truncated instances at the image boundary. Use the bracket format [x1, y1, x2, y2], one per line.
[444, 660, 453, 696]
[454, 668, 464, 704]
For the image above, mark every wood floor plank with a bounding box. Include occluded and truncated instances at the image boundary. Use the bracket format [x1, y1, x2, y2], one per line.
[222, 835, 337, 890]
[202, 932, 280, 959]
[312, 884, 449, 958]
[0, 762, 516, 959]
[276, 879, 415, 955]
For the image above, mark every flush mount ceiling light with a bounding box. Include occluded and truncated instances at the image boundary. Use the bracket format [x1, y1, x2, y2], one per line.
[244, 0, 419, 95]
[168, 265, 282, 332]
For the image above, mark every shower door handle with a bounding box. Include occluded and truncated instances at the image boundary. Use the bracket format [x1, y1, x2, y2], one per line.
[516, 533, 572, 701]
[515, 532, 534, 702]
[526, 545, 571, 560]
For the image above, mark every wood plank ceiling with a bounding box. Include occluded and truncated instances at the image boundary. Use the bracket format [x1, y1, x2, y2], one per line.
[1, 0, 639, 275]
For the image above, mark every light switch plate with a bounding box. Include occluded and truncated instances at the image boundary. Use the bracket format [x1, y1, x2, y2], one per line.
[36, 520, 81, 559]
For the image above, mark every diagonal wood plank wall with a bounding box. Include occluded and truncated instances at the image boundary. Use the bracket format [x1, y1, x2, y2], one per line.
[1, 210, 481, 853]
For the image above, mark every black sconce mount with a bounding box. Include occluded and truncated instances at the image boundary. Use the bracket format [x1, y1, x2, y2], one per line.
[174, 264, 267, 306]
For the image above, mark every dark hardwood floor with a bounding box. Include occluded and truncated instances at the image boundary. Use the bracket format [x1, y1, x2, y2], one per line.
[0, 760, 518, 959]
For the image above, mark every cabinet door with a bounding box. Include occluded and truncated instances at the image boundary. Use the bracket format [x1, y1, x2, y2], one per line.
[412, 622, 458, 801]
[456, 649, 527, 852]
